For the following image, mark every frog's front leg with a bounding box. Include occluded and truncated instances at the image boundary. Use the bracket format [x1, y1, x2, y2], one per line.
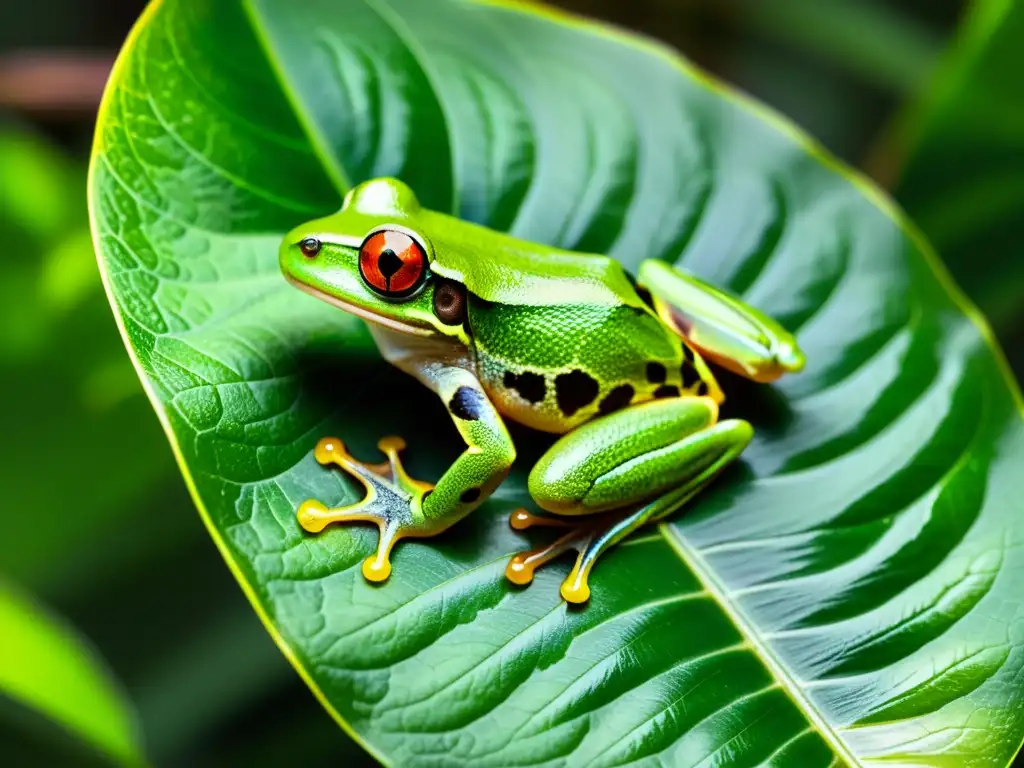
[506, 397, 752, 603]
[298, 364, 515, 582]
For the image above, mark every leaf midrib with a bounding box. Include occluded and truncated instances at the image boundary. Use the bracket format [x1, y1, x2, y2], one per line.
[659, 523, 855, 766]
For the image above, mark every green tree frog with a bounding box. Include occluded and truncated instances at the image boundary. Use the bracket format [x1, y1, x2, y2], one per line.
[280, 178, 804, 603]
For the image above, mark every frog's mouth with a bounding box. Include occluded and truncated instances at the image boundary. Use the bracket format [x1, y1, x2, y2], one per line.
[286, 276, 434, 337]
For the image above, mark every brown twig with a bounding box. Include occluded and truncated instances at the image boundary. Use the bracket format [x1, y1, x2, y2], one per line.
[0, 51, 113, 116]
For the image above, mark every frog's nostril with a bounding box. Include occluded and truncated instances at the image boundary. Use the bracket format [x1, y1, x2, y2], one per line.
[300, 237, 321, 258]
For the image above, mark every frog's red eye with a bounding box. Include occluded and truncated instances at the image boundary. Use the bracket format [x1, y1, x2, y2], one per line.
[359, 229, 427, 298]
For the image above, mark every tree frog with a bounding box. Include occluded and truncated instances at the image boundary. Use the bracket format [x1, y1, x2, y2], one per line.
[280, 178, 804, 603]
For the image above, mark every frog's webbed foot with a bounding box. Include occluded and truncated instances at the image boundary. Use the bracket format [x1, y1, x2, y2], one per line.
[505, 508, 627, 605]
[297, 436, 433, 583]
[505, 486, 697, 605]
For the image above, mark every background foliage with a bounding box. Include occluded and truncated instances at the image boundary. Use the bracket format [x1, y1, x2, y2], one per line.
[2, 0, 1023, 765]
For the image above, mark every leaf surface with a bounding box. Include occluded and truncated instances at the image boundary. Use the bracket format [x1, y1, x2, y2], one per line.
[89, 1, 1024, 764]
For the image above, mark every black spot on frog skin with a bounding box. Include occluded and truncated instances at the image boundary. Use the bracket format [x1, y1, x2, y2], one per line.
[681, 363, 701, 390]
[646, 362, 667, 384]
[654, 384, 680, 399]
[449, 386, 486, 421]
[599, 384, 634, 415]
[460, 487, 481, 503]
[503, 370, 547, 403]
[555, 370, 600, 416]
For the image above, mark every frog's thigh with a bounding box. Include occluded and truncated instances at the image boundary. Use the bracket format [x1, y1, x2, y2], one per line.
[528, 396, 751, 516]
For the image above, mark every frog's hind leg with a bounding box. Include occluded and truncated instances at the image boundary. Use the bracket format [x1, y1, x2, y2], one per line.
[506, 397, 752, 603]
[507, 445, 740, 603]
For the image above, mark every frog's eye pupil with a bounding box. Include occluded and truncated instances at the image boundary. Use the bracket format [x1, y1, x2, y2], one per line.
[300, 237, 321, 258]
[377, 248, 404, 280]
[359, 229, 426, 298]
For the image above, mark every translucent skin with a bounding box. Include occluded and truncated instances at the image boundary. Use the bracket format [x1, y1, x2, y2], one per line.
[280, 177, 803, 603]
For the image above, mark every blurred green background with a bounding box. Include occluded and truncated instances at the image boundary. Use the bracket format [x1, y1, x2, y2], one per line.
[1, 0, 1020, 765]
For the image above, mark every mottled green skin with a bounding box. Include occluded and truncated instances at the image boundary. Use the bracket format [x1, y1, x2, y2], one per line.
[280, 178, 799, 602]
[470, 298, 710, 433]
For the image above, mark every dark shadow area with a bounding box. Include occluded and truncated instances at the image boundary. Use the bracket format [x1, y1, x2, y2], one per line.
[717, 368, 796, 437]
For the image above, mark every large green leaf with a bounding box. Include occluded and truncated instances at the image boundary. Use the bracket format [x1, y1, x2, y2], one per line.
[0, 581, 143, 766]
[892, 0, 1024, 349]
[89, 0, 1024, 764]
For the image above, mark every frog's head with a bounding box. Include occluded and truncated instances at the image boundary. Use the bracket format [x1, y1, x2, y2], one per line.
[280, 178, 468, 340]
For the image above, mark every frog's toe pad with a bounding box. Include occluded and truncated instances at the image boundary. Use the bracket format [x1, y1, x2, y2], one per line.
[314, 437, 348, 466]
[297, 499, 331, 533]
[560, 579, 591, 604]
[505, 553, 538, 585]
[362, 554, 392, 582]
[508, 508, 572, 531]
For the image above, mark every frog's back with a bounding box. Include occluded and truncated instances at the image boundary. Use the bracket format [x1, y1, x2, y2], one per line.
[422, 212, 714, 431]
[423, 209, 648, 309]
[469, 283, 710, 434]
